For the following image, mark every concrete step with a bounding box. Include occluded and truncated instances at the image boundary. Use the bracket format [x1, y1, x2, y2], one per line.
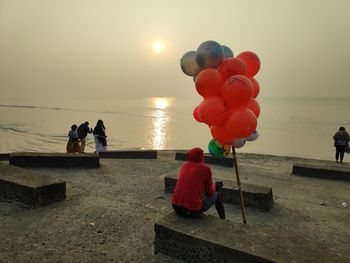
[0, 153, 10, 161]
[99, 150, 157, 159]
[293, 162, 350, 182]
[164, 174, 273, 212]
[0, 163, 66, 208]
[175, 152, 233, 167]
[9, 152, 100, 168]
[154, 212, 343, 263]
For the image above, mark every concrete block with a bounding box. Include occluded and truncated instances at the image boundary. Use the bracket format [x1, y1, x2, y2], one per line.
[175, 152, 233, 167]
[99, 150, 157, 159]
[154, 212, 342, 263]
[164, 174, 273, 212]
[0, 163, 66, 208]
[0, 153, 10, 161]
[9, 152, 100, 168]
[293, 163, 350, 182]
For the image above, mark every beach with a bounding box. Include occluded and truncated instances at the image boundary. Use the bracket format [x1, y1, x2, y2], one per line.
[0, 150, 350, 262]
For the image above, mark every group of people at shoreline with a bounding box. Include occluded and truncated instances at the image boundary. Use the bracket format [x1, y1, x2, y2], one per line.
[67, 119, 107, 155]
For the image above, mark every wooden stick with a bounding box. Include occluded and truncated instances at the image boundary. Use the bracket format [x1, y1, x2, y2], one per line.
[232, 147, 247, 224]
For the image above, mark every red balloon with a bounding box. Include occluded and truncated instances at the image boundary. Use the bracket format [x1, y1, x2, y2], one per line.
[195, 68, 223, 97]
[221, 75, 253, 110]
[198, 96, 227, 126]
[225, 109, 257, 138]
[237, 51, 261, 77]
[249, 77, 260, 98]
[246, 99, 260, 118]
[218, 57, 246, 81]
[210, 125, 236, 145]
[193, 106, 203, 122]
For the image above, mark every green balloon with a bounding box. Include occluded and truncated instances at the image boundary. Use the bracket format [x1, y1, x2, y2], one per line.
[208, 139, 224, 159]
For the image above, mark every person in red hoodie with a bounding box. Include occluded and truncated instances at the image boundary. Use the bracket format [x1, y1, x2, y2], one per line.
[171, 147, 225, 219]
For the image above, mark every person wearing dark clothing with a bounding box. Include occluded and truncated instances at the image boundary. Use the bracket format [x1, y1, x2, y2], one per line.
[77, 121, 93, 153]
[333, 127, 350, 163]
[171, 147, 225, 219]
[93, 119, 107, 155]
[67, 124, 80, 153]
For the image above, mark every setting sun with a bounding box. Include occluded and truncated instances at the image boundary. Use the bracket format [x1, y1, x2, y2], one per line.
[151, 40, 166, 53]
[154, 97, 169, 109]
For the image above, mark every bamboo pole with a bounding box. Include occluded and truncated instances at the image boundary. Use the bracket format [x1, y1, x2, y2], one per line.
[232, 147, 247, 224]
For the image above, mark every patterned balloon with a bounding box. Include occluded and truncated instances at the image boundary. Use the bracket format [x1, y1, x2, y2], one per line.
[180, 51, 202, 76]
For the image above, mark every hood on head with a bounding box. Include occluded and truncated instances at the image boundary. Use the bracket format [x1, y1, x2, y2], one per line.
[187, 147, 204, 163]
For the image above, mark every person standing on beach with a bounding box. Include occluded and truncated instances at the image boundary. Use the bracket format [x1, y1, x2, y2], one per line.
[77, 121, 93, 153]
[171, 147, 225, 219]
[67, 124, 80, 153]
[333, 127, 350, 163]
[93, 119, 107, 155]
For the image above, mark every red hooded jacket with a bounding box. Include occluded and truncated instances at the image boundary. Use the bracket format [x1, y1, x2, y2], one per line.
[171, 148, 216, 211]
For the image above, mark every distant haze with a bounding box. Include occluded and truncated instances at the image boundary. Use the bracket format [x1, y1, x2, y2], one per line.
[1, 0, 350, 101]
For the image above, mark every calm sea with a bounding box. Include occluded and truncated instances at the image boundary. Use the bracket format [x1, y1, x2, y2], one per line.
[0, 97, 349, 161]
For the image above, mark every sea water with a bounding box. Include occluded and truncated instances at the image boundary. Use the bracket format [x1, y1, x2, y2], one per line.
[0, 97, 349, 161]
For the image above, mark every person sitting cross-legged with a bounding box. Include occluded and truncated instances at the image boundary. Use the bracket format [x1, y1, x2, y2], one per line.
[171, 147, 225, 219]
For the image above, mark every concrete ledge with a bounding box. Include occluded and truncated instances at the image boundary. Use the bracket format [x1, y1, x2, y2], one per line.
[164, 174, 273, 212]
[0, 163, 66, 208]
[154, 212, 342, 263]
[292, 162, 350, 182]
[175, 152, 233, 167]
[9, 152, 100, 168]
[99, 150, 157, 159]
[0, 153, 10, 161]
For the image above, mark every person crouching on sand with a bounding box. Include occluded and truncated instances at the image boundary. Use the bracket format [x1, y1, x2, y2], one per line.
[67, 124, 80, 153]
[93, 119, 107, 155]
[171, 147, 225, 219]
[333, 126, 350, 163]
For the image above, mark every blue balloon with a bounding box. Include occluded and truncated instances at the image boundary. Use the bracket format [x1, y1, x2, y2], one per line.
[232, 138, 246, 148]
[246, 130, 259, 141]
[221, 45, 234, 58]
[196, 40, 224, 69]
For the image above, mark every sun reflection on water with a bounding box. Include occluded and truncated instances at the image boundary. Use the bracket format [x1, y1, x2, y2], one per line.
[148, 97, 171, 149]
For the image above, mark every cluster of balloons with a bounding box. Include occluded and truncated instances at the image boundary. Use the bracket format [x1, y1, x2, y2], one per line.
[180, 40, 261, 158]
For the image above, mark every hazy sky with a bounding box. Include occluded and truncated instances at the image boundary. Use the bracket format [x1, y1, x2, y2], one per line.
[1, 0, 350, 101]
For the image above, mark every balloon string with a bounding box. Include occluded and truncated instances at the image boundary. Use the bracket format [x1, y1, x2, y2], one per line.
[232, 147, 247, 224]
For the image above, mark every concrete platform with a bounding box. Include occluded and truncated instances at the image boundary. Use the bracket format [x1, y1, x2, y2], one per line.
[0, 163, 66, 208]
[9, 152, 100, 168]
[0, 153, 10, 160]
[99, 150, 157, 159]
[175, 152, 233, 167]
[154, 212, 342, 263]
[292, 162, 350, 182]
[164, 174, 273, 212]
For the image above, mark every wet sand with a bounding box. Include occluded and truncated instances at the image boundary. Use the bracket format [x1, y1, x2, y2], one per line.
[0, 151, 350, 262]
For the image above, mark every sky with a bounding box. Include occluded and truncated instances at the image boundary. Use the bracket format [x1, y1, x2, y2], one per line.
[1, 0, 350, 101]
